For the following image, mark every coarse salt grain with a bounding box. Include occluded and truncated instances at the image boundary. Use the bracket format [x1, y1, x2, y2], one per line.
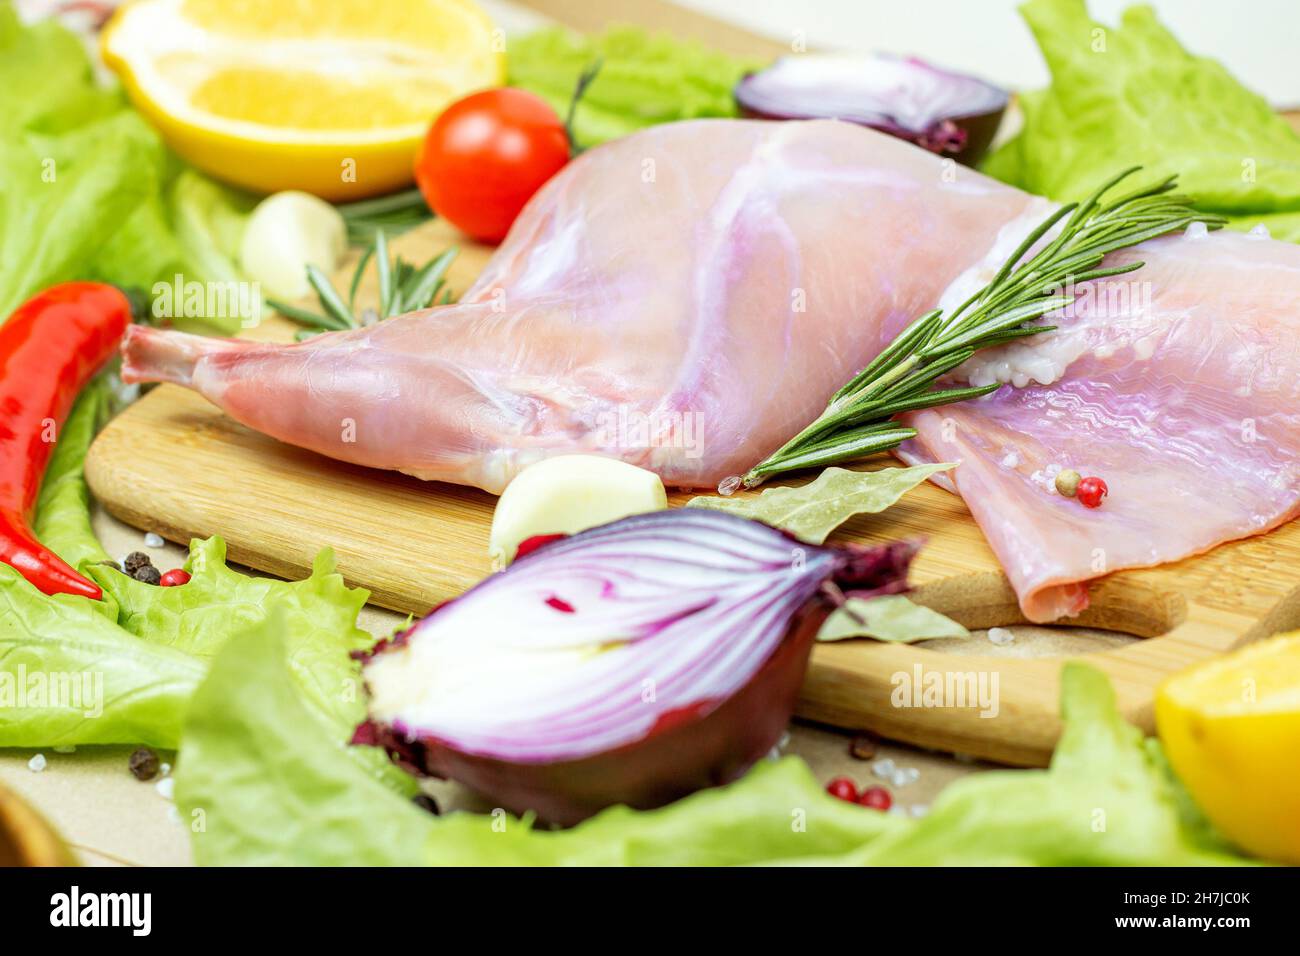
[871, 758, 895, 779]
[28, 753, 46, 772]
[155, 777, 175, 801]
[144, 532, 165, 548]
[987, 627, 1016, 646]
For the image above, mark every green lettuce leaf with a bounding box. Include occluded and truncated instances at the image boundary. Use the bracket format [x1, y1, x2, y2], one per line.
[508, 27, 760, 149]
[33, 376, 114, 571]
[983, 0, 1300, 240]
[842, 664, 1246, 865]
[0, 530, 407, 788]
[0, 565, 205, 748]
[0, 6, 252, 328]
[176, 622, 1250, 865]
[686, 464, 952, 543]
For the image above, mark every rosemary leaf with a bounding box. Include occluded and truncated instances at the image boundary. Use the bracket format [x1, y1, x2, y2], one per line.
[348, 244, 374, 311]
[400, 248, 458, 315]
[303, 266, 354, 327]
[266, 297, 350, 331]
[375, 230, 393, 317]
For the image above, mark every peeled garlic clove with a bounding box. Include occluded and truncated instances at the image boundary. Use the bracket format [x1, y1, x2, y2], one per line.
[489, 455, 668, 568]
[239, 191, 347, 300]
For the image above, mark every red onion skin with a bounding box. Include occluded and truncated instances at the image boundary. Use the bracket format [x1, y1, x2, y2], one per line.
[356, 602, 829, 826]
[737, 104, 1004, 166]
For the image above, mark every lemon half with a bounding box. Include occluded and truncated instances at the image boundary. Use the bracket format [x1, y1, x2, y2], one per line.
[1156, 630, 1300, 863]
[102, 0, 505, 198]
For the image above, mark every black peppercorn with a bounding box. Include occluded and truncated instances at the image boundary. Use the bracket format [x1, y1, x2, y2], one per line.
[134, 565, 162, 585]
[129, 747, 160, 781]
[123, 551, 153, 575]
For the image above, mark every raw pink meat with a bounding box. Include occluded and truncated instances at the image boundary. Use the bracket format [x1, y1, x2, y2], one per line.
[122, 120, 1034, 492]
[122, 119, 1300, 621]
[901, 215, 1300, 621]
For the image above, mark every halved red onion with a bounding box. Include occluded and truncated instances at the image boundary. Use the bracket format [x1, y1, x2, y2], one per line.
[354, 509, 915, 824]
[735, 53, 1008, 164]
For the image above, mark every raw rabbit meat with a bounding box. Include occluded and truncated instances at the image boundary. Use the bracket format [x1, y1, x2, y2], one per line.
[122, 119, 1300, 621]
[123, 120, 1035, 492]
[900, 211, 1300, 620]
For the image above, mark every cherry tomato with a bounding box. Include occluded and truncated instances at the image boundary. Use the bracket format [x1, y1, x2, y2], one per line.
[414, 89, 570, 244]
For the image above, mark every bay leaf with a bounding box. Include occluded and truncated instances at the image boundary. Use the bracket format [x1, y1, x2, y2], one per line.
[686, 463, 953, 544]
[817, 595, 970, 644]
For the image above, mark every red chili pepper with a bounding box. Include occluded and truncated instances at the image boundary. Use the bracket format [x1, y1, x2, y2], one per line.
[0, 283, 131, 599]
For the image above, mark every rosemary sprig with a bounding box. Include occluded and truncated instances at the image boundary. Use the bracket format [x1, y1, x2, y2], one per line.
[266, 231, 458, 341]
[336, 188, 432, 244]
[740, 167, 1225, 489]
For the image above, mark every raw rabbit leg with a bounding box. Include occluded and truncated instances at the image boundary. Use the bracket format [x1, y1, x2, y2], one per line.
[123, 119, 1034, 493]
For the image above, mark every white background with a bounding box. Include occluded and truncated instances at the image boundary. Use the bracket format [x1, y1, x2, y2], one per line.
[677, 0, 1300, 108]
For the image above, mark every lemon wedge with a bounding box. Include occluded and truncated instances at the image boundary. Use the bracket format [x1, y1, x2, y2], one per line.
[1156, 630, 1300, 863]
[102, 0, 504, 198]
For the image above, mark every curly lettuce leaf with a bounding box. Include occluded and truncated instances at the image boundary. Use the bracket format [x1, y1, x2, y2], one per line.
[843, 664, 1246, 865]
[176, 624, 1250, 865]
[984, 0, 1300, 241]
[0, 6, 251, 328]
[0, 565, 205, 748]
[0, 531, 403, 786]
[508, 27, 760, 149]
[32, 376, 114, 571]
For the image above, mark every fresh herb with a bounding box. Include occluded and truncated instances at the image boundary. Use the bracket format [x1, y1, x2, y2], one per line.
[817, 595, 970, 644]
[266, 231, 458, 341]
[688, 463, 952, 544]
[336, 189, 432, 245]
[563, 59, 604, 154]
[741, 167, 1224, 487]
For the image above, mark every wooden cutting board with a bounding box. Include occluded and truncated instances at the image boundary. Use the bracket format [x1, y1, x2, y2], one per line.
[83, 215, 1300, 767]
